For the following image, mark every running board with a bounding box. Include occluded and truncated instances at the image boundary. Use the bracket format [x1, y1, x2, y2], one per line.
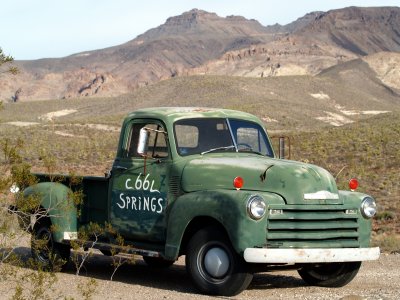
[62, 240, 162, 258]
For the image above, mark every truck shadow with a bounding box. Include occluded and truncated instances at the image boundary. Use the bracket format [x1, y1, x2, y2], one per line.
[4, 247, 306, 294]
[249, 273, 306, 290]
[4, 246, 197, 294]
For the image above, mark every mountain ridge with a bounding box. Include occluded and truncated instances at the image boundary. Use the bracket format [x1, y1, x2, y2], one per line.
[1, 6, 400, 101]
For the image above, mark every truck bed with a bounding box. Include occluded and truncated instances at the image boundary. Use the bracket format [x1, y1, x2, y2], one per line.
[35, 173, 110, 225]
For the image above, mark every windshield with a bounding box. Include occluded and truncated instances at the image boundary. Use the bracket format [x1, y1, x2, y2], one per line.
[174, 118, 273, 157]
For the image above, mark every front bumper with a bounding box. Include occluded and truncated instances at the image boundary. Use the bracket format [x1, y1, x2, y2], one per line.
[244, 247, 380, 264]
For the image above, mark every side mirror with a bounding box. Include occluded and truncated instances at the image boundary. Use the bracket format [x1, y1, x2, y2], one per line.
[137, 128, 150, 157]
[279, 137, 285, 159]
[278, 136, 291, 159]
[271, 135, 291, 159]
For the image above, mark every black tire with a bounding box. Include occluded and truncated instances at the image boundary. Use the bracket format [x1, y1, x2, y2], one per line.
[143, 256, 175, 268]
[185, 227, 253, 296]
[100, 249, 112, 256]
[31, 223, 70, 271]
[298, 261, 361, 287]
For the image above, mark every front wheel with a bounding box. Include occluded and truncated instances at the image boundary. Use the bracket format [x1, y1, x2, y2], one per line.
[31, 223, 70, 271]
[298, 261, 361, 287]
[185, 227, 253, 296]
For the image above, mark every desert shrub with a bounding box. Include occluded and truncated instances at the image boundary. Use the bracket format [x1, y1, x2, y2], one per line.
[0, 139, 103, 299]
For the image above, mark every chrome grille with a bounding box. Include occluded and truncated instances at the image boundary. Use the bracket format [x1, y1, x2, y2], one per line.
[266, 206, 360, 248]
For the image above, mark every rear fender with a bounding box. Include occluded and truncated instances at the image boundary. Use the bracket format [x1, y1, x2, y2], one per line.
[23, 182, 77, 242]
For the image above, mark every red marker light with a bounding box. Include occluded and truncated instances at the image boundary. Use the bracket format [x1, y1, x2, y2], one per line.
[349, 178, 359, 191]
[233, 176, 244, 190]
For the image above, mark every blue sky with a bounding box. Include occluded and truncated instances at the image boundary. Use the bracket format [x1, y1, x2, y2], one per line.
[1, 0, 399, 60]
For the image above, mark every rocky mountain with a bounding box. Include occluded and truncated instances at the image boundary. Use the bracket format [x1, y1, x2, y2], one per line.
[194, 6, 400, 78]
[1, 6, 400, 101]
[1, 9, 278, 101]
[266, 11, 326, 34]
[363, 52, 400, 91]
[297, 6, 400, 55]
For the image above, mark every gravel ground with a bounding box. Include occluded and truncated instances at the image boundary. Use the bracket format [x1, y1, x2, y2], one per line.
[1, 248, 399, 300]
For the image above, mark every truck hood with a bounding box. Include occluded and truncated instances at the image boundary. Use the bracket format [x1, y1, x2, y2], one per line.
[181, 154, 341, 205]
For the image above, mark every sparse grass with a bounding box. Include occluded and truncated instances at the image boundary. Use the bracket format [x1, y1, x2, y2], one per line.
[1, 74, 399, 131]
[372, 234, 400, 254]
[0, 124, 118, 175]
[0, 75, 399, 252]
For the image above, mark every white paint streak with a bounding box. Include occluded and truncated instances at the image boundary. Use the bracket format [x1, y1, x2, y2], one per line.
[310, 92, 330, 100]
[39, 109, 77, 121]
[74, 53, 91, 57]
[262, 116, 278, 123]
[81, 123, 120, 132]
[335, 104, 390, 116]
[361, 110, 391, 115]
[316, 112, 353, 127]
[54, 131, 85, 138]
[63, 232, 78, 240]
[5, 121, 40, 127]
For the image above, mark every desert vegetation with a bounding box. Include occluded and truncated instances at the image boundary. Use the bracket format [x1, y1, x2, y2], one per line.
[1, 94, 399, 253]
[291, 112, 400, 252]
[1, 5, 399, 298]
[0, 134, 135, 299]
[0, 73, 399, 299]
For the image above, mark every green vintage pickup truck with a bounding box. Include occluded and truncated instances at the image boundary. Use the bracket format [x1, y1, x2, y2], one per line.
[14, 107, 379, 296]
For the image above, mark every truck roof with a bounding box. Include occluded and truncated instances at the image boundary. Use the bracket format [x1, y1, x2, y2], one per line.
[126, 107, 261, 124]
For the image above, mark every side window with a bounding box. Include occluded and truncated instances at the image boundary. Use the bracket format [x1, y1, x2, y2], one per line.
[127, 123, 168, 158]
[230, 119, 273, 156]
[175, 124, 199, 155]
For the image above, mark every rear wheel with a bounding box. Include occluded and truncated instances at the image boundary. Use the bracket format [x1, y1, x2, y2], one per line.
[100, 250, 113, 256]
[298, 261, 361, 287]
[185, 227, 253, 296]
[31, 223, 70, 271]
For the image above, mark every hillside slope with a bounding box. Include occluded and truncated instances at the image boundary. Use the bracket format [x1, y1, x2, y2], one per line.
[1, 58, 398, 132]
[0, 84, 398, 243]
[297, 6, 400, 55]
[292, 112, 400, 241]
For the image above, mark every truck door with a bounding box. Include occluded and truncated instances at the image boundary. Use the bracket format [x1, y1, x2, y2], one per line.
[110, 119, 170, 242]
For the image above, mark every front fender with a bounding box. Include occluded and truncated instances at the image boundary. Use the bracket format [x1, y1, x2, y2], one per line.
[339, 190, 373, 247]
[165, 190, 272, 260]
[23, 182, 77, 243]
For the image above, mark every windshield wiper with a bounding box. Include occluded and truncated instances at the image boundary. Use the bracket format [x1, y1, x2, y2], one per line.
[237, 148, 264, 156]
[201, 145, 235, 155]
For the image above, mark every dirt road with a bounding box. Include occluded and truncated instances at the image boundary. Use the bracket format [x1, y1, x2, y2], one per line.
[2, 248, 399, 299]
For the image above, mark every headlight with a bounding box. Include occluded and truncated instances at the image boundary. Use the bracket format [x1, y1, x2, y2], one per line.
[10, 184, 20, 194]
[247, 195, 266, 220]
[361, 196, 377, 219]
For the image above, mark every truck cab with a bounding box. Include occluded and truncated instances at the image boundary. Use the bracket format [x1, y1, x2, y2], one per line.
[17, 107, 380, 296]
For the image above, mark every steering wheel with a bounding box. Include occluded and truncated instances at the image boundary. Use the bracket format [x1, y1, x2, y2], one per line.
[237, 143, 253, 151]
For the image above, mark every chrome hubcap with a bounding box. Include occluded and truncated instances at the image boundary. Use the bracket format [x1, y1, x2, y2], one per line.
[204, 247, 230, 278]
